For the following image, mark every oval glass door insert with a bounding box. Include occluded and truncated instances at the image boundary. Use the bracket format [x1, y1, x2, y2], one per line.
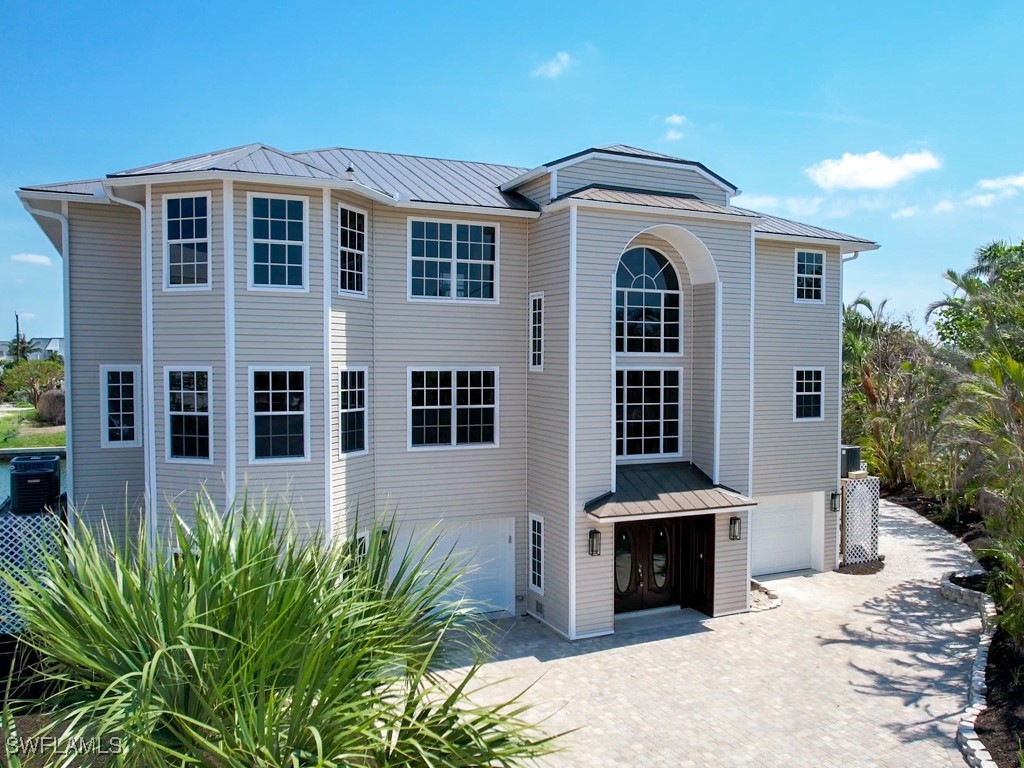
[652, 525, 669, 590]
[615, 530, 633, 594]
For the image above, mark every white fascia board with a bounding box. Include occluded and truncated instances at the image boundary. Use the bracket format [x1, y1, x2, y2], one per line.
[755, 231, 879, 254]
[394, 200, 539, 219]
[100, 173, 400, 205]
[545, 196, 763, 227]
[17, 189, 111, 205]
[499, 165, 549, 192]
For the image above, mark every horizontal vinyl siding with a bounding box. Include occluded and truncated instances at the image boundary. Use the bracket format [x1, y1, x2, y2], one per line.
[518, 175, 551, 207]
[557, 157, 729, 204]
[234, 183, 326, 534]
[573, 209, 752, 637]
[714, 510, 749, 615]
[330, 191, 374, 538]
[527, 210, 570, 634]
[752, 242, 840, 496]
[67, 202, 145, 538]
[370, 205, 530, 602]
[150, 182, 227, 526]
[691, 284, 715, 477]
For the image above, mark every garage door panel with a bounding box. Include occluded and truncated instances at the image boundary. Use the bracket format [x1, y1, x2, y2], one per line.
[752, 494, 813, 576]
[398, 518, 515, 615]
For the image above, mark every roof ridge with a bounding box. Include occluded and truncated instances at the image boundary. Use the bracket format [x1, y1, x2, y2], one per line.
[113, 142, 263, 176]
[246, 143, 339, 178]
[294, 145, 528, 172]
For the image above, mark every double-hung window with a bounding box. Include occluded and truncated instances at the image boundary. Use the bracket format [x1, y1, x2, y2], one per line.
[165, 195, 210, 288]
[250, 195, 307, 289]
[409, 220, 497, 301]
[167, 368, 211, 461]
[795, 250, 825, 303]
[251, 368, 308, 461]
[100, 365, 141, 448]
[615, 369, 681, 458]
[794, 368, 824, 420]
[339, 368, 367, 455]
[409, 369, 497, 448]
[338, 206, 367, 296]
[529, 292, 544, 371]
[529, 514, 544, 594]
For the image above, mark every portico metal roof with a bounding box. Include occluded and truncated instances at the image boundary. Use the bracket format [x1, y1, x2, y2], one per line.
[585, 463, 756, 521]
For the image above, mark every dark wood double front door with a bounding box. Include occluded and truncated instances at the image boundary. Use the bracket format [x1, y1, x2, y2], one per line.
[613, 516, 715, 616]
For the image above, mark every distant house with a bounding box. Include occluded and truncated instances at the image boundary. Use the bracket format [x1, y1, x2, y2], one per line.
[19, 142, 877, 640]
[27, 337, 64, 361]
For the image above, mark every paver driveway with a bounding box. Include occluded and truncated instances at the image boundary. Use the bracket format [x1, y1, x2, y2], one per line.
[465, 501, 981, 767]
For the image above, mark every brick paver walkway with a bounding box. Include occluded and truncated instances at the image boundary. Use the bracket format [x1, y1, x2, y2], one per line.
[466, 500, 980, 767]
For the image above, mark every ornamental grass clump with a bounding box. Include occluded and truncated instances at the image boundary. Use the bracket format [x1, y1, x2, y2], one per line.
[5, 496, 555, 766]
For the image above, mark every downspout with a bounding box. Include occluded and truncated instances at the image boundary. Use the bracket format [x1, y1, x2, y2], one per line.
[19, 200, 74, 522]
[103, 184, 156, 555]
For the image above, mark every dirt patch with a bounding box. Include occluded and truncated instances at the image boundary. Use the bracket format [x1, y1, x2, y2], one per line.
[975, 627, 1024, 767]
[18, 424, 64, 436]
[837, 558, 885, 575]
[749, 581, 780, 611]
[951, 572, 992, 592]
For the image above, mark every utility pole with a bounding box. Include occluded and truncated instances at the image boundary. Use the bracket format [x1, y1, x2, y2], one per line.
[14, 311, 21, 362]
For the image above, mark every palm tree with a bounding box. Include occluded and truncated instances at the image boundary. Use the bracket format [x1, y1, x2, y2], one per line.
[6, 334, 40, 362]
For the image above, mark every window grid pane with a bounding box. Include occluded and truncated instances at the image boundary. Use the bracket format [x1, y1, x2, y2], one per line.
[410, 369, 495, 447]
[616, 369, 680, 457]
[168, 369, 210, 459]
[410, 221, 495, 300]
[795, 369, 824, 419]
[615, 248, 681, 353]
[796, 251, 824, 301]
[339, 207, 366, 294]
[167, 196, 209, 287]
[339, 369, 366, 453]
[530, 517, 543, 591]
[106, 370, 136, 443]
[530, 295, 544, 369]
[253, 369, 306, 458]
[252, 197, 304, 287]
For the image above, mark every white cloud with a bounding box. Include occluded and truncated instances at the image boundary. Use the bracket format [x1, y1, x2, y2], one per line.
[732, 193, 823, 217]
[664, 129, 684, 141]
[731, 193, 779, 210]
[805, 150, 941, 190]
[17, 312, 34, 321]
[932, 200, 954, 213]
[964, 193, 997, 208]
[978, 172, 1024, 190]
[891, 206, 921, 219]
[532, 51, 577, 79]
[665, 114, 686, 126]
[10, 253, 52, 267]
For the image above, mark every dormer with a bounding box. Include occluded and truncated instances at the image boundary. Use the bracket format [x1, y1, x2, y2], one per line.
[501, 145, 739, 207]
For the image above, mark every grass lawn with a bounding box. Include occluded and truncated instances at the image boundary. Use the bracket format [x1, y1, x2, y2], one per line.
[0, 408, 65, 449]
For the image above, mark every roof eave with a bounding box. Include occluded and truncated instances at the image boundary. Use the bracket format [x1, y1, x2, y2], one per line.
[755, 231, 880, 254]
[545, 196, 763, 226]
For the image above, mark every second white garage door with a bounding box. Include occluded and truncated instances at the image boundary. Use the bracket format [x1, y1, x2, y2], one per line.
[751, 493, 815, 576]
[401, 517, 516, 615]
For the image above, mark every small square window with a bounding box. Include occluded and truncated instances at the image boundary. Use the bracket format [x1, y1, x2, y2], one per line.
[410, 220, 497, 301]
[410, 369, 496, 448]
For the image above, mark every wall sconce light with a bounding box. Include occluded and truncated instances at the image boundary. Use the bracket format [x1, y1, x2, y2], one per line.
[830, 491, 840, 513]
[588, 529, 602, 556]
[729, 516, 742, 541]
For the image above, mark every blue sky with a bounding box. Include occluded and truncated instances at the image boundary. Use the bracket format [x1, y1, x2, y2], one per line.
[2, 1, 1022, 339]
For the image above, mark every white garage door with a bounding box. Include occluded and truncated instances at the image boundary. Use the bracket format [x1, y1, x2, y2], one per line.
[752, 493, 814, 576]
[404, 518, 516, 615]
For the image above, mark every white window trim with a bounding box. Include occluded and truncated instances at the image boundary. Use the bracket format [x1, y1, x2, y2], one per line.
[99, 364, 142, 449]
[162, 192, 213, 292]
[338, 365, 369, 457]
[793, 366, 826, 422]
[406, 366, 500, 451]
[793, 248, 826, 305]
[406, 217, 501, 304]
[248, 365, 312, 464]
[529, 513, 544, 595]
[615, 365, 685, 464]
[337, 202, 368, 298]
[246, 192, 310, 292]
[529, 291, 544, 372]
[164, 366, 214, 464]
[616, 247, 684, 355]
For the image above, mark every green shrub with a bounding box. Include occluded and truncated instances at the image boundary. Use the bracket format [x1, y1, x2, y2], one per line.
[5, 496, 555, 766]
[35, 389, 64, 426]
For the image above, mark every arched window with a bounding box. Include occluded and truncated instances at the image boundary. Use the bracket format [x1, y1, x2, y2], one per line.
[615, 247, 680, 353]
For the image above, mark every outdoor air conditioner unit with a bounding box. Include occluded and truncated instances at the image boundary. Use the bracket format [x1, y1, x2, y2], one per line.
[840, 445, 862, 479]
[9, 456, 61, 515]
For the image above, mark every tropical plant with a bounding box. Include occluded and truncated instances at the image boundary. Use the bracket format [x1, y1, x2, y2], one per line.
[0, 359, 63, 406]
[5, 496, 556, 766]
[5, 335, 40, 363]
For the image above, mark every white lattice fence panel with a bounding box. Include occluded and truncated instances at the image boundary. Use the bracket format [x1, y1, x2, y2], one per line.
[0, 512, 61, 634]
[842, 476, 880, 566]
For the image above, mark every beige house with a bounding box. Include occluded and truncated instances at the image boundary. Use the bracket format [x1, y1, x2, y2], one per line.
[18, 143, 877, 639]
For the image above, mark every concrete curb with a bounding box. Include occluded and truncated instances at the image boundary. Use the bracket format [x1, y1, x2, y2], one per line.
[939, 570, 999, 768]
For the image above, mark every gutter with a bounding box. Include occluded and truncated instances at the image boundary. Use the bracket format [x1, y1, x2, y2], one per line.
[102, 182, 157, 557]
[16, 198, 74, 516]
